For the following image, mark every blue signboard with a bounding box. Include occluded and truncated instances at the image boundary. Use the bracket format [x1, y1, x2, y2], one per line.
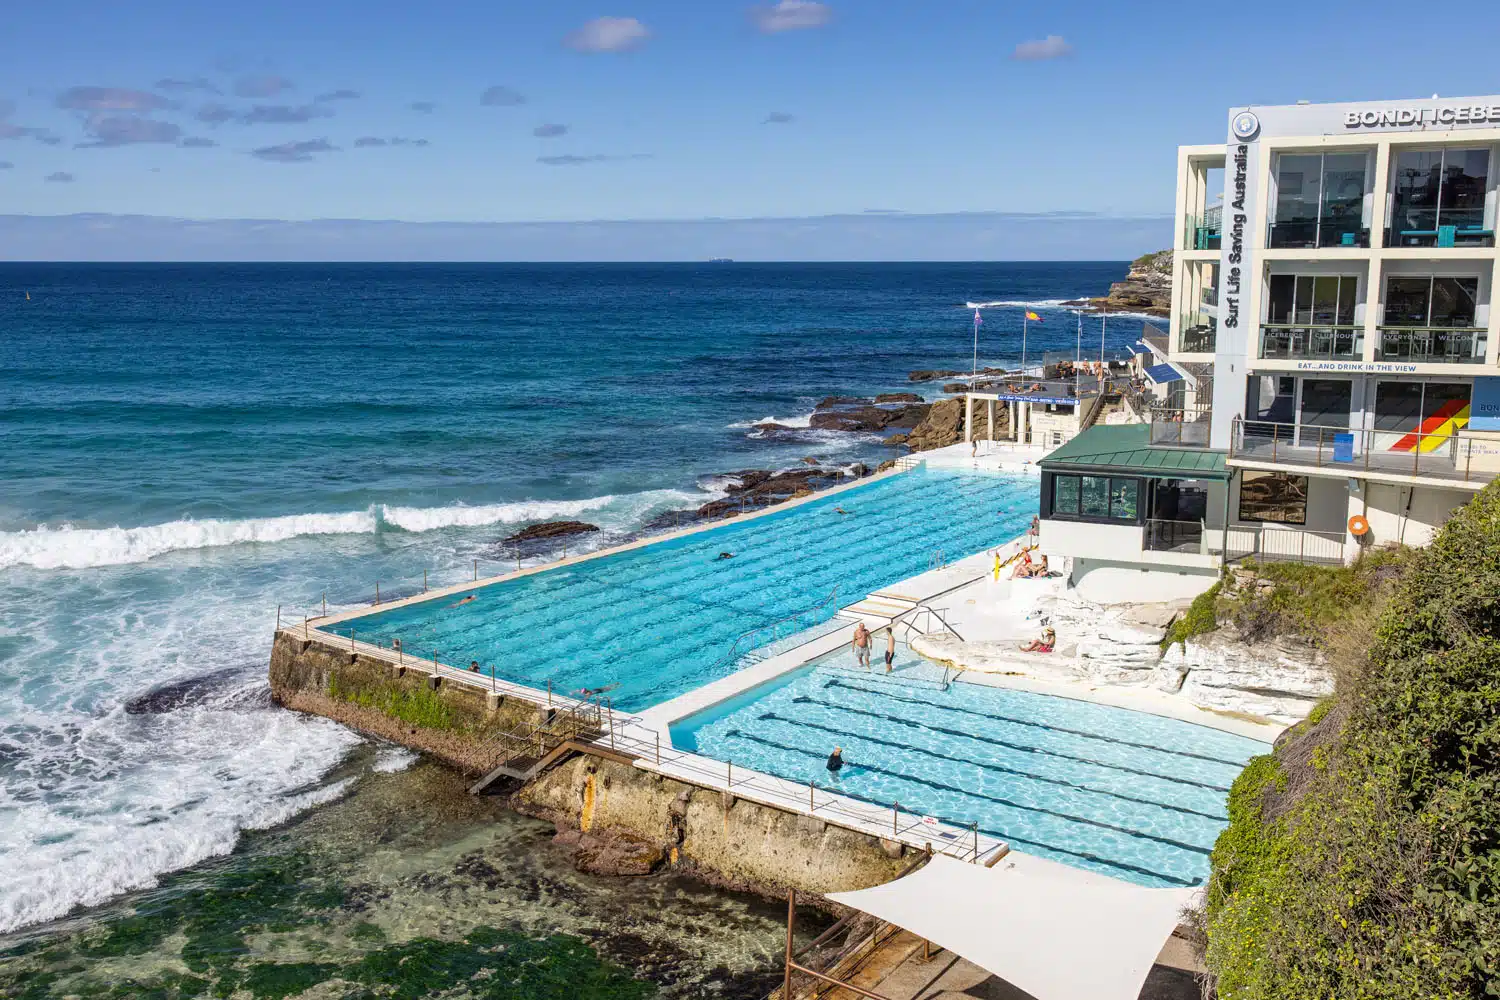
[1473, 377, 1500, 431]
[1332, 433, 1354, 463]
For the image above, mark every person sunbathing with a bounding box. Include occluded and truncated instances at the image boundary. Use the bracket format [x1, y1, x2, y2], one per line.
[1018, 627, 1056, 653]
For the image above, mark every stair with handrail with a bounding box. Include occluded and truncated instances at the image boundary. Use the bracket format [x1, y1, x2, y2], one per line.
[700, 586, 842, 679]
[469, 693, 609, 794]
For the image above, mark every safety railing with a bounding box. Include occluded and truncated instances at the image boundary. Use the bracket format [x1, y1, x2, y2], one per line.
[1148, 406, 1213, 447]
[1229, 416, 1494, 484]
[700, 587, 841, 679]
[1374, 326, 1488, 364]
[1259, 324, 1364, 361]
[1144, 518, 1206, 555]
[1218, 524, 1346, 566]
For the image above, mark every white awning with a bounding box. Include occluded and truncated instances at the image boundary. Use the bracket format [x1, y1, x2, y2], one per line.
[825, 854, 1196, 1000]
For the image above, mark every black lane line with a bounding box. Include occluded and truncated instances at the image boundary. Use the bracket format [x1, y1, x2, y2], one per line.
[791, 696, 1231, 794]
[725, 729, 1212, 857]
[761, 711, 1227, 822]
[721, 730, 1198, 887]
[825, 678, 1248, 768]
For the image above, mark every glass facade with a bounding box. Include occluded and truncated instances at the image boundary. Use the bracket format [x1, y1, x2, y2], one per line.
[1387, 148, 1493, 246]
[1269, 151, 1370, 248]
[1378, 276, 1484, 362]
[1238, 472, 1308, 524]
[1050, 475, 1139, 522]
[1262, 274, 1361, 360]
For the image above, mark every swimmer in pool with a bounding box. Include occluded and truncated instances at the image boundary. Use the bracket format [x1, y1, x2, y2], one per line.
[826, 746, 844, 781]
[835, 506, 850, 515]
[447, 594, 476, 608]
[715, 551, 735, 561]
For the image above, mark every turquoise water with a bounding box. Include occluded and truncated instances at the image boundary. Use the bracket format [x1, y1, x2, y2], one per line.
[673, 656, 1270, 888]
[329, 468, 1038, 711]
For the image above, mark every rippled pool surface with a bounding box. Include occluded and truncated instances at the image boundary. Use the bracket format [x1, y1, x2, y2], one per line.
[330, 468, 1038, 711]
[673, 655, 1270, 887]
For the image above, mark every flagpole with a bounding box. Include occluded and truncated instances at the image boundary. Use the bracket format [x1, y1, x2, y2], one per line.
[1100, 307, 1108, 389]
[1020, 317, 1028, 376]
[972, 309, 980, 382]
[1075, 310, 1082, 399]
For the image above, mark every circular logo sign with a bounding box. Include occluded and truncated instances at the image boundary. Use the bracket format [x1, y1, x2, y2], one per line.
[1232, 111, 1261, 141]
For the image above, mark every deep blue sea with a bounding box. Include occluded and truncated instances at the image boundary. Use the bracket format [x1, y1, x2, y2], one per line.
[0, 262, 1141, 938]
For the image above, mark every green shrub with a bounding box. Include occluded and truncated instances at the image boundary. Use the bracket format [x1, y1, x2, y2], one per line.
[1203, 483, 1500, 998]
[1160, 580, 1222, 652]
[1220, 549, 1407, 646]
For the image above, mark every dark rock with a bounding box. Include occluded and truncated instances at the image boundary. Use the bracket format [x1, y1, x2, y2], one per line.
[941, 383, 968, 394]
[815, 395, 871, 409]
[502, 521, 601, 543]
[808, 403, 929, 433]
[874, 392, 921, 403]
[876, 459, 897, 472]
[801, 457, 819, 465]
[125, 666, 263, 714]
[569, 830, 665, 877]
[750, 422, 800, 433]
[909, 368, 962, 382]
[1068, 249, 1172, 317]
[694, 466, 843, 519]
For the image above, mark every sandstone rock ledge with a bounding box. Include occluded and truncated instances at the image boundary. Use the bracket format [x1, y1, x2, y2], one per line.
[910, 592, 1330, 726]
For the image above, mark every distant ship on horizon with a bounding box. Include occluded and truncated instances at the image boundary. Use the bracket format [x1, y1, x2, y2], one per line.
[706, 257, 733, 263]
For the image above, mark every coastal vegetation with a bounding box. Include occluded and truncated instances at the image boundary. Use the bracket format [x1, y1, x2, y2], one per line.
[328, 673, 460, 732]
[1202, 483, 1500, 998]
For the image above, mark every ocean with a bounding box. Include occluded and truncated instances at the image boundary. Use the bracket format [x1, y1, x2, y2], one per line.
[0, 261, 1142, 994]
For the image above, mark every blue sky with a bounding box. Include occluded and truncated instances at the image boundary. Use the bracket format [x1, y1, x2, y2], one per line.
[4, 0, 1500, 257]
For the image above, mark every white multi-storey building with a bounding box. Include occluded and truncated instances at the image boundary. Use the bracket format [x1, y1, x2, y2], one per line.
[1037, 96, 1500, 602]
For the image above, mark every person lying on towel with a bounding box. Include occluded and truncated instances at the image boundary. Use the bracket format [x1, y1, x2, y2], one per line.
[1018, 627, 1056, 653]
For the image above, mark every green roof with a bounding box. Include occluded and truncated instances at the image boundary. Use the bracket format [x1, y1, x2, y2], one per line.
[1038, 424, 1230, 480]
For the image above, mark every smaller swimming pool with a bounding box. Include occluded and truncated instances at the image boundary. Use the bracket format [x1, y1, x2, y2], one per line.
[670, 650, 1270, 888]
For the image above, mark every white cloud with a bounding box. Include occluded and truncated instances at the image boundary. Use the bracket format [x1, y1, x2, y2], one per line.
[1011, 35, 1072, 61]
[480, 85, 527, 107]
[565, 16, 650, 52]
[751, 1, 832, 33]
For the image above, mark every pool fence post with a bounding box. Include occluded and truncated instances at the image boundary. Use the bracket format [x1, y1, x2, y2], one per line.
[655, 732, 660, 765]
[607, 699, 615, 749]
[433, 650, 438, 673]
[893, 802, 898, 835]
[473, 559, 477, 581]
[490, 664, 495, 692]
[783, 890, 795, 1000]
[322, 591, 327, 617]
[547, 679, 552, 706]
[303, 613, 308, 636]
[727, 759, 732, 789]
[276, 604, 281, 631]
[375, 581, 380, 605]
[398, 639, 403, 666]
[423, 570, 428, 593]
[350, 629, 356, 652]
[809, 781, 814, 813]
[973, 823, 979, 863]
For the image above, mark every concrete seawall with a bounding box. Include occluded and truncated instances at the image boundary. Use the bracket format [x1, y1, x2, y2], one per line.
[269, 630, 915, 901]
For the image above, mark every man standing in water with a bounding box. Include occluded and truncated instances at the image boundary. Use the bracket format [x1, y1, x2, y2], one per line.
[883, 627, 896, 673]
[826, 746, 844, 782]
[852, 622, 871, 669]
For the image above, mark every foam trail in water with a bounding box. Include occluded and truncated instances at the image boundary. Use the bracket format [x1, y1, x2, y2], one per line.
[0, 489, 716, 571]
[965, 298, 1075, 310]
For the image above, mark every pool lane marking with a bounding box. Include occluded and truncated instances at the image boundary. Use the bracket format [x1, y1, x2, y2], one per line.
[762, 711, 1228, 822]
[825, 678, 1249, 768]
[789, 696, 1231, 793]
[724, 729, 1213, 857]
[720, 729, 1201, 885]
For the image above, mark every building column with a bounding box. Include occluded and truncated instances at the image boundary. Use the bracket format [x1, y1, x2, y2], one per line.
[965, 394, 974, 443]
[987, 399, 995, 442]
[1489, 257, 1500, 366]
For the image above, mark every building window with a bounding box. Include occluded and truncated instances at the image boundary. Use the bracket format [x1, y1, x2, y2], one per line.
[1373, 381, 1473, 449]
[1238, 471, 1308, 524]
[1263, 274, 1361, 360]
[1269, 151, 1370, 248]
[1051, 474, 1139, 522]
[1388, 148, 1492, 246]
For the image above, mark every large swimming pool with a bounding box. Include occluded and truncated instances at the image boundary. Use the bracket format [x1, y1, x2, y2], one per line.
[672, 653, 1270, 887]
[328, 467, 1038, 711]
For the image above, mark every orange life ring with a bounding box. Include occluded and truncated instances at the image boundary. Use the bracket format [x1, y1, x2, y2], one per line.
[1348, 515, 1370, 537]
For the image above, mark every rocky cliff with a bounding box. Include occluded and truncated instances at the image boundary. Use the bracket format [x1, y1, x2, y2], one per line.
[1065, 249, 1173, 317]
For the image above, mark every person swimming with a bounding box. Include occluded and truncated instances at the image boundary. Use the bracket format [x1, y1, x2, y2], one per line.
[447, 594, 476, 608]
[826, 746, 844, 778]
[835, 506, 850, 515]
[715, 551, 735, 561]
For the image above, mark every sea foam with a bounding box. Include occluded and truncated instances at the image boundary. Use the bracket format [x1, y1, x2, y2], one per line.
[0, 490, 711, 571]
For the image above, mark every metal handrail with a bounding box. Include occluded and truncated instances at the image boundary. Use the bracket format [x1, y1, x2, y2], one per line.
[701, 586, 841, 677]
[1229, 415, 1484, 483]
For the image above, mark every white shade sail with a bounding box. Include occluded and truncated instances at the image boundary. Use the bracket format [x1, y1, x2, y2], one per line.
[826, 853, 1196, 1000]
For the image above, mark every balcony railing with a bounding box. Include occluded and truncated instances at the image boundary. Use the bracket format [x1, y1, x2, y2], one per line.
[1181, 318, 1217, 354]
[1148, 406, 1213, 447]
[1229, 417, 1494, 485]
[1259, 324, 1363, 361]
[1186, 213, 1221, 251]
[1144, 518, 1205, 554]
[1219, 525, 1346, 566]
[1268, 220, 1370, 249]
[1374, 326, 1488, 364]
[1384, 221, 1495, 249]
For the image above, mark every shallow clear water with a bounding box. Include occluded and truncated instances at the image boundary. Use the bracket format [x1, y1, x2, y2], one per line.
[331, 467, 1039, 711]
[673, 657, 1270, 888]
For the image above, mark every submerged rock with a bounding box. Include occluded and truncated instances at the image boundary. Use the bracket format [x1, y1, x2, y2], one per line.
[807, 402, 930, 433]
[908, 368, 962, 382]
[502, 521, 601, 544]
